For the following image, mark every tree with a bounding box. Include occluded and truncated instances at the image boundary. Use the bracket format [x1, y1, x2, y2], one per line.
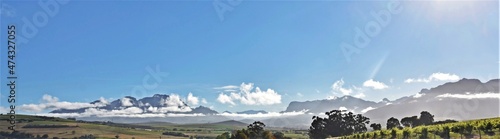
[309, 115, 329, 139]
[72, 130, 76, 135]
[42, 134, 49, 138]
[387, 117, 401, 129]
[370, 123, 382, 131]
[273, 132, 285, 139]
[419, 111, 434, 125]
[401, 116, 419, 127]
[115, 134, 119, 139]
[234, 130, 249, 139]
[308, 110, 370, 138]
[248, 121, 266, 138]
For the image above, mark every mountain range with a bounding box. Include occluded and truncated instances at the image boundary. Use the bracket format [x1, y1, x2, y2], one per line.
[50, 78, 499, 128]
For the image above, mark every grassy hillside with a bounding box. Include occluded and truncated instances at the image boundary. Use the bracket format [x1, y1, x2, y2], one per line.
[0, 114, 184, 139]
[0, 114, 308, 139]
[339, 117, 500, 139]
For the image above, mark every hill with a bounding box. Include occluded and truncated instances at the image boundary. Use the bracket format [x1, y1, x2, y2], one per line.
[212, 120, 249, 127]
[340, 117, 500, 139]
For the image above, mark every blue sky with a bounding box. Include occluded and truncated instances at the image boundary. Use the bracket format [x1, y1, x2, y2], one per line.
[0, 0, 498, 113]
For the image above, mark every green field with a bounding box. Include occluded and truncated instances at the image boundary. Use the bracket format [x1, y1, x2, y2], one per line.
[0, 114, 307, 139]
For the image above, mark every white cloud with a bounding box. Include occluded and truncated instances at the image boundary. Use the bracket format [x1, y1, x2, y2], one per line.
[98, 97, 109, 105]
[42, 94, 59, 103]
[327, 96, 337, 100]
[353, 93, 366, 98]
[405, 72, 460, 83]
[201, 98, 208, 104]
[41, 108, 201, 118]
[297, 93, 304, 97]
[41, 110, 307, 119]
[164, 94, 186, 106]
[19, 94, 106, 113]
[436, 92, 500, 99]
[217, 83, 282, 105]
[361, 107, 375, 113]
[332, 79, 353, 95]
[214, 85, 239, 92]
[0, 106, 9, 113]
[218, 110, 307, 118]
[339, 106, 348, 111]
[413, 92, 425, 98]
[121, 97, 134, 107]
[363, 79, 389, 90]
[187, 93, 199, 105]
[217, 93, 235, 105]
[146, 106, 192, 113]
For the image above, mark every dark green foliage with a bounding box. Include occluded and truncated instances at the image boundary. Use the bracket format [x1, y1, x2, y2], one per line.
[217, 121, 290, 139]
[370, 123, 382, 130]
[432, 119, 458, 125]
[401, 116, 419, 127]
[247, 121, 266, 138]
[308, 110, 370, 138]
[419, 111, 434, 126]
[273, 131, 285, 139]
[387, 117, 401, 129]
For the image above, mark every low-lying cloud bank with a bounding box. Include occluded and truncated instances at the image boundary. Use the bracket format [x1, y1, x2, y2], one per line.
[436, 92, 500, 99]
[19, 95, 107, 112]
[38, 110, 309, 119]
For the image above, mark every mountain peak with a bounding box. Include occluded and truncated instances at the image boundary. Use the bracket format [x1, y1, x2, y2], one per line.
[153, 94, 169, 98]
[124, 96, 137, 100]
[457, 78, 482, 83]
[382, 98, 390, 102]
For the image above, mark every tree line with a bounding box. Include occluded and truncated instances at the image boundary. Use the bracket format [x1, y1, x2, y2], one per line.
[216, 121, 292, 139]
[308, 109, 500, 139]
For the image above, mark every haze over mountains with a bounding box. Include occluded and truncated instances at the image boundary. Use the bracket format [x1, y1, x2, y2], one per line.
[48, 78, 499, 128]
